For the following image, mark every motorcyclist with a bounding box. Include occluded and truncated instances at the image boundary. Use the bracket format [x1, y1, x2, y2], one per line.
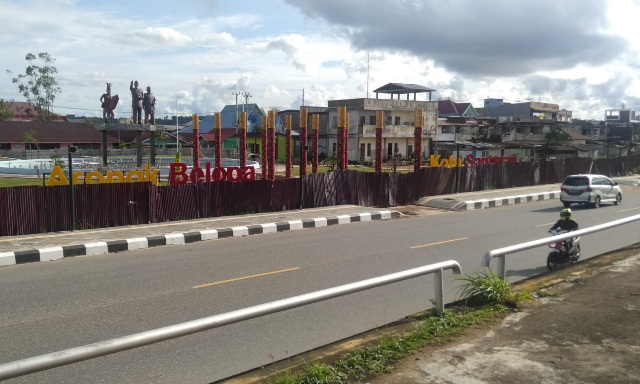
[549, 208, 579, 254]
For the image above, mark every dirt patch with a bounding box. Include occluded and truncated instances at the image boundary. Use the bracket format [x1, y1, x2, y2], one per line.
[358, 247, 640, 384]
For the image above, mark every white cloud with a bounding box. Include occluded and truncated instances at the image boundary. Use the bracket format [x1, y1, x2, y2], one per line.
[1, 0, 639, 121]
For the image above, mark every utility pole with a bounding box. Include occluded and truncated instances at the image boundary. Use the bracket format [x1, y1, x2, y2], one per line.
[242, 92, 252, 115]
[366, 53, 370, 98]
[242, 92, 252, 153]
[232, 92, 241, 128]
[605, 121, 609, 175]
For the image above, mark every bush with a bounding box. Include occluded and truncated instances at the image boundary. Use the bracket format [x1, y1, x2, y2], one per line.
[456, 269, 531, 308]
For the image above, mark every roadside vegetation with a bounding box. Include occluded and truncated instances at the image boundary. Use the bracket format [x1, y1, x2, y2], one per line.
[0, 177, 42, 187]
[266, 271, 533, 384]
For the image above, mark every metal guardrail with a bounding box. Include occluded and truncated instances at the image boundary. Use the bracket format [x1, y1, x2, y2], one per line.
[0, 260, 462, 380]
[482, 214, 640, 279]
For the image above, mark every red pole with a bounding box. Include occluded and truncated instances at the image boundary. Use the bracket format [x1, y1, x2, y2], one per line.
[261, 115, 268, 180]
[312, 114, 319, 174]
[285, 115, 292, 178]
[375, 111, 383, 174]
[192, 114, 200, 169]
[337, 106, 346, 170]
[343, 112, 349, 169]
[414, 108, 423, 171]
[268, 110, 276, 181]
[214, 112, 222, 168]
[239, 111, 247, 168]
[299, 108, 308, 176]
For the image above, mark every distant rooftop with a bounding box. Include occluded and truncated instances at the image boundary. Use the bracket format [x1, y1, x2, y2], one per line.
[373, 83, 436, 101]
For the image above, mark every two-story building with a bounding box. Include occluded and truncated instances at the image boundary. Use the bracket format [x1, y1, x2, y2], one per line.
[326, 83, 438, 162]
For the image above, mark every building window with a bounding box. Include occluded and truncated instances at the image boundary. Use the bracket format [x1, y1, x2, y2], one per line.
[360, 116, 365, 125]
[394, 116, 401, 125]
[369, 116, 376, 125]
[367, 143, 371, 157]
[332, 142, 337, 155]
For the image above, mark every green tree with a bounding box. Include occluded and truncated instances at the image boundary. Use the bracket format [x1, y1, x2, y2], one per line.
[7, 52, 61, 121]
[545, 124, 572, 146]
[82, 117, 103, 128]
[0, 99, 13, 121]
[22, 129, 39, 151]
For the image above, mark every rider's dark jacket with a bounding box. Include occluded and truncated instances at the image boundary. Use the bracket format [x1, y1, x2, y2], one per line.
[550, 219, 579, 232]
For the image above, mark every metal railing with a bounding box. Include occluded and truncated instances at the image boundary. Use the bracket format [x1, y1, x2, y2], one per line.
[0, 260, 461, 380]
[482, 214, 640, 279]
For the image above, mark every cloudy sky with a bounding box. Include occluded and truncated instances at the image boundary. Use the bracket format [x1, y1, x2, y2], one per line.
[2, 0, 639, 121]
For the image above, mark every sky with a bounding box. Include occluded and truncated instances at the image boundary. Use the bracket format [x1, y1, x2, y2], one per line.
[2, 0, 640, 121]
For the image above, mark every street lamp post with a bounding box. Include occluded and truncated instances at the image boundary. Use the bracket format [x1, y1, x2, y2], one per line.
[454, 128, 461, 194]
[175, 100, 179, 153]
[605, 121, 609, 175]
[455, 142, 461, 193]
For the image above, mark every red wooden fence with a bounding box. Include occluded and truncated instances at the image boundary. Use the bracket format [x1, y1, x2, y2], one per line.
[1, 155, 638, 236]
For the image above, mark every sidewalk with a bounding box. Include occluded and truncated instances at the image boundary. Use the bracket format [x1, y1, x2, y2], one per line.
[0, 206, 400, 267]
[417, 175, 639, 211]
[416, 183, 562, 211]
[359, 247, 640, 384]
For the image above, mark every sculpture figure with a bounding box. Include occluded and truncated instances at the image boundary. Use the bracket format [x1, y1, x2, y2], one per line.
[100, 83, 116, 123]
[130, 80, 143, 124]
[143, 86, 156, 124]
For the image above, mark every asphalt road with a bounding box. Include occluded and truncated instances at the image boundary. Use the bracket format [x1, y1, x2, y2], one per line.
[1, 188, 638, 383]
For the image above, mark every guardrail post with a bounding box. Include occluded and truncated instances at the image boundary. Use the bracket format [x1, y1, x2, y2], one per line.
[433, 268, 444, 314]
[497, 254, 506, 280]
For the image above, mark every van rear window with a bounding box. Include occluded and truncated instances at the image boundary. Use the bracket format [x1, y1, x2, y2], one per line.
[563, 177, 589, 187]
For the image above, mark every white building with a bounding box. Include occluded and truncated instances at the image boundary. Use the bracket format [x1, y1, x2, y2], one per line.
[326, 84, 438, 162]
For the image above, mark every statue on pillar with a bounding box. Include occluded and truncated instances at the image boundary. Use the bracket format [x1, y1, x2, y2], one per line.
[100, 83, 118, 123]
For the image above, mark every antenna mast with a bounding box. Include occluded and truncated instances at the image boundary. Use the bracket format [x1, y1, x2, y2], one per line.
[366, 53, 370, 98]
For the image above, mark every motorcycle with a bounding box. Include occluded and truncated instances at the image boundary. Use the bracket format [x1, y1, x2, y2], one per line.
[547, 228, 581, 270]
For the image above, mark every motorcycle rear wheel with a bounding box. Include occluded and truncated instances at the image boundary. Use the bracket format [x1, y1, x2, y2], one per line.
[547, 252, 560, 270]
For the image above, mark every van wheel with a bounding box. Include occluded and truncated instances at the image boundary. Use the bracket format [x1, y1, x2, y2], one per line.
[592, 196, 601, 208]
[614, 193, 622, 205]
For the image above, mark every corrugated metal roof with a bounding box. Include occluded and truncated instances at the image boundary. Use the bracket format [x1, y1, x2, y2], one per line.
[567, 143, 600, 151]
[0, 120, 119, 143]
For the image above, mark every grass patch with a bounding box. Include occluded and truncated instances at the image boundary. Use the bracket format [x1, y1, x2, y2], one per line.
[0, 177, 43, 187]
[266, 305, 507, 384]
[455, 269, 533, 308]
[266, 273, 532, 384]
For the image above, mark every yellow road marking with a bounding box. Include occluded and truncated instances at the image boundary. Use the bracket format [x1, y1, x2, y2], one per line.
[536, 222, 555, 227]
[411, 237, 468, 249]
[193, 267, 300, 289]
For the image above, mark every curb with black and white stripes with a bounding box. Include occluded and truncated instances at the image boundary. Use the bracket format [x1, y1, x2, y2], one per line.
[462, 191, 561, 211]
[0, 211, 399, 267]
